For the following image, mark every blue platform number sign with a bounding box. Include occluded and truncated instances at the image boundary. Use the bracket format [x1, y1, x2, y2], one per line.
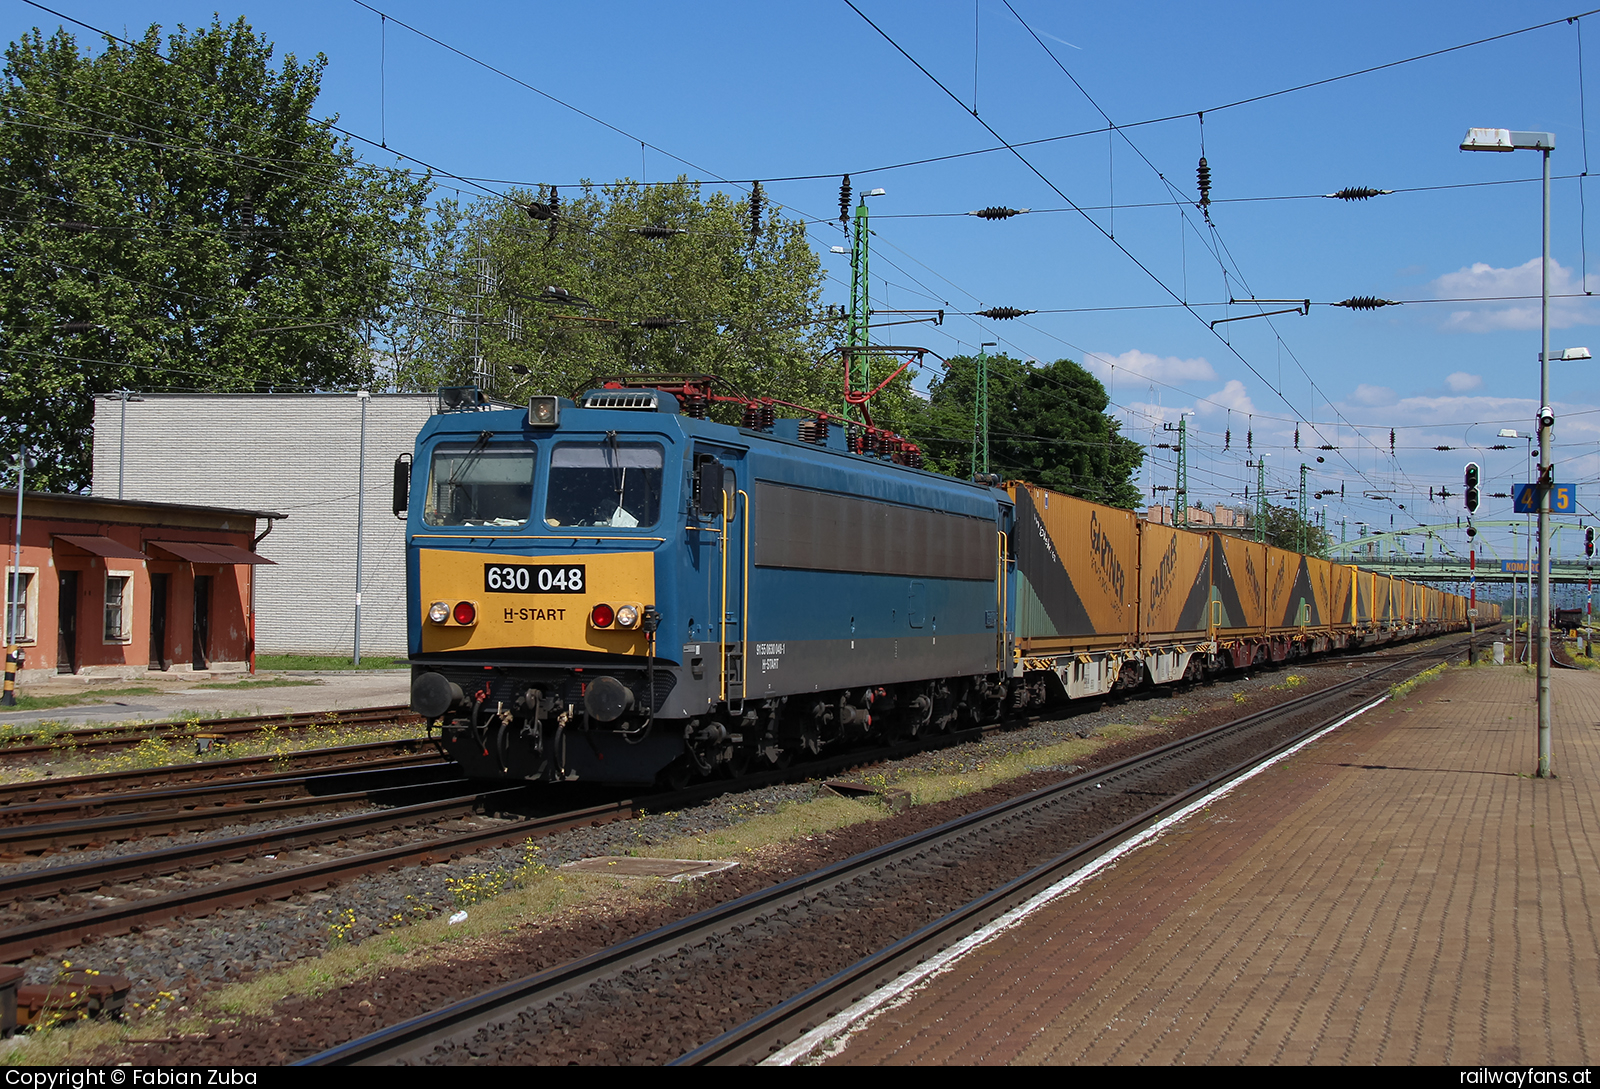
[1513, 483, 1576, 514]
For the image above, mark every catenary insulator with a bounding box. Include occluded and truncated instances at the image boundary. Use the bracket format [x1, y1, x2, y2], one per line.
[749, 181, 764, 245]
[839, 175, 852, 226]
[630, 226, 685, 238]
[967, 206, 1030, 220]
[975, 306, 1035, 319]
[1326, 187, 1393, 201]
[1332, 296, 1399, 310]
[1196, 156, 1212, 210]
[635, 317, 685, 329]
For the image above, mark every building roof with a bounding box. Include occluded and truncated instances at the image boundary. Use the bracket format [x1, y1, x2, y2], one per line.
[0, 489, 286, 524]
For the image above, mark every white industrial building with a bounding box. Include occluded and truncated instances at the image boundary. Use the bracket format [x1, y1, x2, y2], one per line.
[91, 393, 441, 656]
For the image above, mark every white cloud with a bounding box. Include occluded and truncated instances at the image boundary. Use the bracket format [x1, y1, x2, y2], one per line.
[1446, 372, 1483, 392]
[1197, 378, 1255, 417]
[1086, 348, 1216, 387]
[1431, 258, 1600, 331]
[1351, 384, 1397, 406]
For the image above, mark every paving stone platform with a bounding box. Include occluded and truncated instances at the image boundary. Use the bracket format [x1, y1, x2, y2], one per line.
[827, 664, 1600, 1066]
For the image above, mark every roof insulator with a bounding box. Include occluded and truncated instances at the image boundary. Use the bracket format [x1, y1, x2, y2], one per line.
[1326, 187, 1393, 201]
[975, 306, 1036, 320]
[629, 226, 685, 238]
[1332, 296, 1399, 310]
[967, 206, 1030, 220]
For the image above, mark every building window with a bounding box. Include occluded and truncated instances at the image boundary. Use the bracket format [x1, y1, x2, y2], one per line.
[3, 569, 36, 645]
[104, 573, 133, 643]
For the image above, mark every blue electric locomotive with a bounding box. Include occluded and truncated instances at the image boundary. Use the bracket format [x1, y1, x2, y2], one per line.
[400, 380, 1014, 786]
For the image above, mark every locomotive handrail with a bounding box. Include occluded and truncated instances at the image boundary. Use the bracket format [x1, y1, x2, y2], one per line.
[996, 529, 1009, 672]
[740, 488, 750, 708]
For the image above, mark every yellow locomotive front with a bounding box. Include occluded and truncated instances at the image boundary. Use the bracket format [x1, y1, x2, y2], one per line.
[404, 394, 692, 784]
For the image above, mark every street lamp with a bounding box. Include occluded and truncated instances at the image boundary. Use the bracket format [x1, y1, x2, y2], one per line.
[1461, 126, 1557, 777]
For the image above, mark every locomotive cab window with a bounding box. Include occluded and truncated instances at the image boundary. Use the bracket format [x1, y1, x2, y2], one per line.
[423, 442, 536, 527]
[545, 442, 664, 528]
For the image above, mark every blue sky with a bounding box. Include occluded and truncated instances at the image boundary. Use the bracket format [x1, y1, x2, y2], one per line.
[9, 0, 1600, 576]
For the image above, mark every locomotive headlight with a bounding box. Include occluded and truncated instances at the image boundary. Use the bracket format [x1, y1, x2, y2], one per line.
[428, 601, 450, 625]
[615, 605, 639, 629]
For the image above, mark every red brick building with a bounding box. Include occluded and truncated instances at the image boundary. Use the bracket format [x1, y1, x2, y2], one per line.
[1, 491, 282, 681]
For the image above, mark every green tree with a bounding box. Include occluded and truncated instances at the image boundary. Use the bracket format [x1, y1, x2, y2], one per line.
[390, 180, 874, 419]
[1262, 504, 1332, 557]
[912, 353, 1145, 508]
[0, 19, 432, 490]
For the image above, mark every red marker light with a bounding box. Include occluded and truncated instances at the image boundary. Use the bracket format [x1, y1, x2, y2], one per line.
[453, 601, 477, 625]
[591, 603, 615, 628]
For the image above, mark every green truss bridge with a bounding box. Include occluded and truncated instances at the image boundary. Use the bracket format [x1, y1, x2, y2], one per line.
[1327, 520, 1598, 584]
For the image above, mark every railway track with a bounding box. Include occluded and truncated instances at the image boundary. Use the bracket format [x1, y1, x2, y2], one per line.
[0, 738, 444, 809]
[0, 704, 421, 760]
[296, 637, 1469, 1066]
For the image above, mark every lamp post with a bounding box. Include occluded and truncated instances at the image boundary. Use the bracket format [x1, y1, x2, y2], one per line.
[1461, 127, 1556, 777]
[354, 390, 370, 666]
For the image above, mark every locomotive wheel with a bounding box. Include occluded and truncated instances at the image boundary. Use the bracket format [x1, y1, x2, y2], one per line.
[719, 743, 754, 779]
[660, 758, 694, 791]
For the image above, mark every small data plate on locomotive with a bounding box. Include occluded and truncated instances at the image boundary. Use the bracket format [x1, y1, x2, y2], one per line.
[484, 562, 587, 594]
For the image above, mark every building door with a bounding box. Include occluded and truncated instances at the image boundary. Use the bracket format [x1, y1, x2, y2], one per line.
[192, 575, 211, 670]
[56, 571, 77, 674]
[149, 573, 169, 670]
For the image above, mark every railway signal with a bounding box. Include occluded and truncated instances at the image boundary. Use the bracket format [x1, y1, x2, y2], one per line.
[1464, 462, 1480, 538]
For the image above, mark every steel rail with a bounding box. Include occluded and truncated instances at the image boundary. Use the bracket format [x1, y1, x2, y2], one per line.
[0, 704, 420, 758]
[297, 639, 1466, 1066]
[0, 773, 479, 853]
[0, 787, 541, 908]
[0, 793, 647, 961]
[0, 738, 443, 809]
[0, 759, 458, 829]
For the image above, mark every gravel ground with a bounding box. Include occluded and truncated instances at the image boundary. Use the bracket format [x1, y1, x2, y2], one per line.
[5, 638, 1461, 1036]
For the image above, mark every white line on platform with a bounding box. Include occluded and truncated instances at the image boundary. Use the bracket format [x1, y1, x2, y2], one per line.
[764, 693, 1391, 1066]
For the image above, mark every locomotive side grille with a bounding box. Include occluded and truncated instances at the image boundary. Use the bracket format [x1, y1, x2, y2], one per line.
[582, 391, 659, 411]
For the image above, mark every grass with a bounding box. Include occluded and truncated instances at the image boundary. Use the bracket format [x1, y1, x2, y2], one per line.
[0, 687, 161, 714]
[253, 654, 406, 672]
[1388, 662, 1450, 701]
[0, 719, 1171, 1065]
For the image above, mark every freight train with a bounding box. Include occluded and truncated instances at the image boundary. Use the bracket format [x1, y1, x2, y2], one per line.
[398, 377, 1491, 786]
